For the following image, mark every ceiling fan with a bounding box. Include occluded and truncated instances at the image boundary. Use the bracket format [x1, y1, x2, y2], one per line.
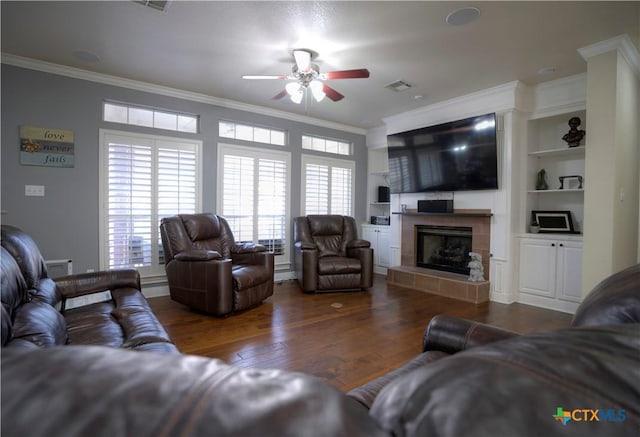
[242, 49, 370, 104]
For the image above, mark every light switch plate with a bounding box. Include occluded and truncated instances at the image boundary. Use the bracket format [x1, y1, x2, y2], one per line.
[25, 185, 45, 196]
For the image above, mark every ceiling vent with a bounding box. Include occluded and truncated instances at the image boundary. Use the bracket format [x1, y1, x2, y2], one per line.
[133, 0, 170, 12]
[385, 80, 412, 92]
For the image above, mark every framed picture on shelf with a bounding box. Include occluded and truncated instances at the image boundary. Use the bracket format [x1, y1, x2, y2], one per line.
[559, 175, 583, 190]
[531, 210, 575, 233]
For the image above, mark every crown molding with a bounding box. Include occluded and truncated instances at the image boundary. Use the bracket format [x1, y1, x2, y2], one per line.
[578, 34, 640, 78]
[383, 80, 525, 135]
[1, 53, 366, 135]
[530, 73, 587, 119]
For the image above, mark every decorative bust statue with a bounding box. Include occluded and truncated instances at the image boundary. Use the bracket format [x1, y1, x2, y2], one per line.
[562, 117, 586, 148]
[468, 252, 485, 282]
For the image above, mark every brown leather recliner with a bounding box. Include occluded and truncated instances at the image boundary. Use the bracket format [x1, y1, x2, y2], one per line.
[293, 215, 373, 293]
[160, 213, 274, 316]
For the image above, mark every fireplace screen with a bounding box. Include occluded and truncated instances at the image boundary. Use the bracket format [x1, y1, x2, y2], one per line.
[416, 225, 472, 275]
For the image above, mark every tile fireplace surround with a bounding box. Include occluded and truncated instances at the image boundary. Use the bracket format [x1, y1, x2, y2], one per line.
[387, 210, 491, 304]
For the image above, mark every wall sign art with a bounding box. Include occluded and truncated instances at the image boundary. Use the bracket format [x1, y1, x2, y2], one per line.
[20, 125, 74, 168]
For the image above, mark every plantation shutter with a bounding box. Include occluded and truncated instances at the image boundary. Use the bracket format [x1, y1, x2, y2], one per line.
[222, 154, 255, 242]
[330, 166, 352, 216]
[219, 144, 290, 262]
[302, 156, 354, 216]
[304, 163, 329, 214]
[157, 143, 198, 264]
[257, 158, 287, 255]
[107, 140, 153, 270]
[102, 131, 200, 276]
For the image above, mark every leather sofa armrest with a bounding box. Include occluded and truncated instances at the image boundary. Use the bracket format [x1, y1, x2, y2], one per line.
[347, 239, 371, 249]
[175, 249, 222, 261]
[56, 269, 141, 300]
[295, 241, 317, 251]
[231, 243, 267, 254]
[423, 314, 519, 354]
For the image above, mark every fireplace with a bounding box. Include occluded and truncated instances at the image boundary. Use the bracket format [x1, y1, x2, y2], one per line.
[387, 210, 492, 304]
[416, 225, 472, 275]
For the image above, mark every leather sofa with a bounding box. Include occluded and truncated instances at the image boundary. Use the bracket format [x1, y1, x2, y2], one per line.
[1, 224, 178, 353]
[2, 245, 638, 436]
[160, 213, 274, 316]
[347, 263, 640, 410]
[293, 215, 373, 292]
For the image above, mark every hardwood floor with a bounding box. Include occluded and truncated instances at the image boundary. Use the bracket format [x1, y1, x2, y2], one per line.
[148, 274, 573, 392]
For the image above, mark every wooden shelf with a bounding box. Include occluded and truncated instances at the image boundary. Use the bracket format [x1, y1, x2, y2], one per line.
[528, 146, 585, 158]
[527, 189, 584, 193]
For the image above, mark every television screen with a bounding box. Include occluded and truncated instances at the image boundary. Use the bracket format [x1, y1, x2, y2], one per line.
[387, 113, 498, 193]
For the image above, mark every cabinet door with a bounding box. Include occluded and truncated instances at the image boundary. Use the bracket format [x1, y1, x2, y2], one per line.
[361, 226, 378, 264]
[377, 227, 390, 267]
[556, 241, 583, 302]
[519, 238, 557, 298]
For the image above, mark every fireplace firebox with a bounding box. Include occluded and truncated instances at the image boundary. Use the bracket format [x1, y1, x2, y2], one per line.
[416, 225, 472, 275]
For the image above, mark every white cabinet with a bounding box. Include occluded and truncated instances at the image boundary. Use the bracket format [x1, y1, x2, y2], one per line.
[519, 236, 583, 312]
[362, 224, 390, 274]
[525, 110, 586, 234]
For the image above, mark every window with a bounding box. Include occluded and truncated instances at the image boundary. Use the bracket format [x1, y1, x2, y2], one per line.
[219, 121, 286, 146]
[301, 155, 354, 216]
[302, 134, 351, 156]
[99, 129, 202, 278]
[104, 102, 199, 133]
[218, 144, 290, 266]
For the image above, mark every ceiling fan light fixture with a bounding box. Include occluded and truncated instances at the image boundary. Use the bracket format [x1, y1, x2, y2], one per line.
[285, 82, 301, 96]
[309, 80, 326, 102]
[290, 91, 304, 104]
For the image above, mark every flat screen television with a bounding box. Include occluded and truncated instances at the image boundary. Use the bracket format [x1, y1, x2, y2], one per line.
[387, 113, 498, 193]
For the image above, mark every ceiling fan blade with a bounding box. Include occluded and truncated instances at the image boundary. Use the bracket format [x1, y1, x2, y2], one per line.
[323, 69, 370, 80]
[242, 75, 288, 80]
[322, 84, 344, 102]
[293, 49, 311, 72]
[272, 89, 288, 100]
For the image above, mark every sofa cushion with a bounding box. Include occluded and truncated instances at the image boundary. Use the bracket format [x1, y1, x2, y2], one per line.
[1, 346, 386, 437]
[64, 288, 175, 350]
[308, 215, 348, 257]
[1, 225, 47, 289]
[10, 301, 68, 348]
[232, 264, 271, 290]
[1, 246, 29, 322]
[572, 263, 640, 327]
[318, 256, 362, 275]
[181, 213, 221, 241]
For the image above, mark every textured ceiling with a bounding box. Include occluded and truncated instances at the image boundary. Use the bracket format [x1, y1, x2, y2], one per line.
[2, 1, 639, 130]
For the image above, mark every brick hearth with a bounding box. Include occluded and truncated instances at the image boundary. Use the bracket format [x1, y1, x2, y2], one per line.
[387, 209, 491, 304]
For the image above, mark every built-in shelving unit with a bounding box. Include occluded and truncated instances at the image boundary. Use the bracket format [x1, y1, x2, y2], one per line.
[519, 107, 586, 313]
[525, 110, 586, 235]
[368, 149, 390, 221]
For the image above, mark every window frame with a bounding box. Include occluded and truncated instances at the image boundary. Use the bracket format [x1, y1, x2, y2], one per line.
[300, 154, 355, 216]
[103, 101, 200, 134]
[98, 128, 203, 280]
[217, 143, 292, 269]
[301, 134, 352, 156]
[219, 120, 287, 146]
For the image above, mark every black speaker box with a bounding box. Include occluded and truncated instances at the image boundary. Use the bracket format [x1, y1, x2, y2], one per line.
[378, 186, 390, 203]
[417, 199, 453, 213]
